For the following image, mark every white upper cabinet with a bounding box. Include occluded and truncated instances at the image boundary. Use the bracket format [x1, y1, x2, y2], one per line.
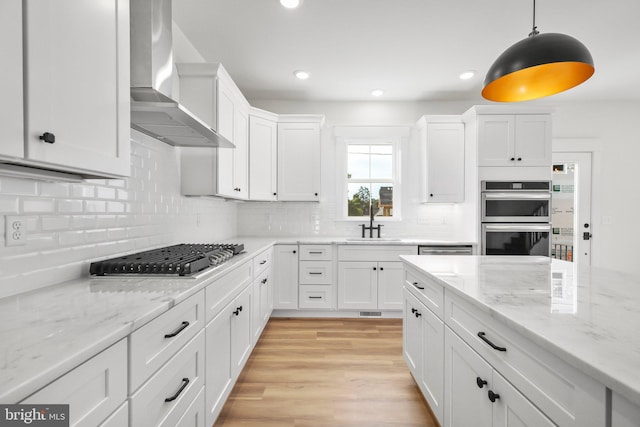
[477, 114, 551, 167]
[2, 0, 130, 178]
[417, 116, 465, 203]
[24, 0, 130, 177]
[248, 110, 278, 201]
[277, 118, 323, 201]
[0, 0, 24, 160]
[177, 63, 248, 199]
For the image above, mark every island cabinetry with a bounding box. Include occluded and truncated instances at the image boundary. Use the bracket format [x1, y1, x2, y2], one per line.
[416, 116, 465, 203]
[21, 339, 128, 427]
[338, 245, 416, 310]
[299, 244, 335, 309]
[3, 0, 130, 178]
[403, 286, 445, 424]
[476, 114, 551, 167]
[444, 292, 606, 427]
[273, 244, 299, 310]
[277, 118, 323, 201]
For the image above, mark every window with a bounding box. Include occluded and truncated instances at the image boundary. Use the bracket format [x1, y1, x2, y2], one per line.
[344, 141, 398, 219]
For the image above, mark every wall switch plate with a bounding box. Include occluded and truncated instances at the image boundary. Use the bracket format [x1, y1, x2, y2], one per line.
[5, 216, 27, 246]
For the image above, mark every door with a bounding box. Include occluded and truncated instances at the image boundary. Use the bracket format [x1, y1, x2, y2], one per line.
[515, 115, 552, 166]
[273, 245, 299, 309]
[216, 80, 235, 197]
[425, 122, 465, 203]
[402, 289, 422, 375]
[1, 0, 23, 159]
[420, 307, 445, 425]
[492, 372, 555, 427]
[337, 261, 378, 309]
[477, 115, 514, 166]
[230, 286, 252, 377]
[277, 122, 321, 201]
[249, 115, 278, 200]
[377, 261, 404, 309]
[551, 152, 592, 266]
[205, 306, 232, 427]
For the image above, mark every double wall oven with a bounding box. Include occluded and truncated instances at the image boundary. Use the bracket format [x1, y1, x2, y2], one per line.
[481, 181, 551, 256]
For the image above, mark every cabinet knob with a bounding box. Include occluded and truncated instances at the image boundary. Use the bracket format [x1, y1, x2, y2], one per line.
[517, 157, 522, 161]
[314, 193, 318, 196]
[273, 192, 277, 196]
[261, 278, 268, 284]
[39, 132, 55, 144]
[293, 250, 297, 254]
[411, 308, 417, 314]
[476, 377, 488, 389]
[510, 157, 515, 161]
[488, 390, 500, 403]
[430, 193, 434, 197]
[380, 267, 384, 271]
[373, 267, 377, 271]
[414, 311, 422, 318]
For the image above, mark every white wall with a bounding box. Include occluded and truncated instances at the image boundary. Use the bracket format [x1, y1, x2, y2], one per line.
[243, 99, 640, 276]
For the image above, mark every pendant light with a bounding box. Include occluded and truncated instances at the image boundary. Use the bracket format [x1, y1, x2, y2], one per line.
[482, 0, 594, 102]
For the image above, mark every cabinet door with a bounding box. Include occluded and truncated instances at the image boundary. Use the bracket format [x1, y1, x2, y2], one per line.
[477, 115, 515, 167]
[230, 286, 252, 377]
[337, 261, 378, 310]
[377, 261, 404, 309]
[205, 305, 232, 427]
[233, 104, 249, 199]
[249, 115, 278, 201]
[277, 122, 321, 201]
[514, 115, 552, 166]
[23, 0, 129, 177]
[425, 122, 465, 203]
[273, 245, 299, 309]
[612, 392, 640, 427]
[260, 270, 273, 325]
[420, 305, 445, 425]
[403, 289, 423, 376]
[216, 79, 235, 197]
[492, 372, 555, 427]
[0, 0, 23, 159]
[444, 327, 493, 427]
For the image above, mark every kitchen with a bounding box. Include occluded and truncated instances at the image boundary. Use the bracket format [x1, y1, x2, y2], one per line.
[1, 0, 640, 426]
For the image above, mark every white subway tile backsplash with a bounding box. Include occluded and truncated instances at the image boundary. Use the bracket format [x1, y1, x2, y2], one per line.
[0, 134, 237, 298]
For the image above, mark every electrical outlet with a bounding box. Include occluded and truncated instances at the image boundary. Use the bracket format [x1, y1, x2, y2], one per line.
[5, 216, 27, 247]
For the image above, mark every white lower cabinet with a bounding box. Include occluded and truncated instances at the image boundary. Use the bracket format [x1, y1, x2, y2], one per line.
[130, 331, 205, 427]
[205, 284, 253, 427]
[252, 266, 273, 344]
[612, 392, 640, 427]
[174, 387, 205, 427]
[273, 244, 299, 309]
[99, 402, 128, 427]
[338, 261, 404, 310]
[21, 339, 127, 427]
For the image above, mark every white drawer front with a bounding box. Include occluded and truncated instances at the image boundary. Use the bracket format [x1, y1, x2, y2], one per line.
[130, 290, 205, 392]
[405, 266, 444, 318]
[445, 293, 606, 427]
[175, 386, 205, 427]
[299, 285, 333, 309]
[338, 245, 417, 262]
[205, 260, 253, 323]
[22, 339, 127, 427]
[252, 247, 273, 277]
[299, 244, 334, 260]
[299, 260, 334, 284]
[131, 330, 205, 427]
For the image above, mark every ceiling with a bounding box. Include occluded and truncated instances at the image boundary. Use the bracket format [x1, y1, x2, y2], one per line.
[173, 0, 640, 103]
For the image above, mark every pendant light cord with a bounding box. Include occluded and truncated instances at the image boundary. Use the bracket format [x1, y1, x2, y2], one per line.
[529, 0, 539, 37]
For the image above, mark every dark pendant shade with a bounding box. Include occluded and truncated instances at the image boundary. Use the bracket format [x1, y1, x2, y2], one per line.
[482, 32, 594, 102]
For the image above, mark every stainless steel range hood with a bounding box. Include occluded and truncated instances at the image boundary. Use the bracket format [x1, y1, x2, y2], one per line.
[130, 0, 234, 148]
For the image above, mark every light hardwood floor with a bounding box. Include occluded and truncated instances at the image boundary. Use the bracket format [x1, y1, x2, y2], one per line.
[214, 318, 438, 427]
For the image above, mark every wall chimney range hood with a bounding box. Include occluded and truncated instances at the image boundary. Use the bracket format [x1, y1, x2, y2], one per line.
[130, 0, 234, 148]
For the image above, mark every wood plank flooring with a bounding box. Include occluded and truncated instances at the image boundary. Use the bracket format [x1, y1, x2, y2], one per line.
[214, 318, 438, 427]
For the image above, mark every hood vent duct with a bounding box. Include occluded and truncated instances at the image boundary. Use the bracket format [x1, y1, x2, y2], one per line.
[129, 0, 234, 148]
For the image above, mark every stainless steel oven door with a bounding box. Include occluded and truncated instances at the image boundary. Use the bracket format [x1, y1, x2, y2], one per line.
[482, 223, 551, 256]
[481, 192, 551, 223]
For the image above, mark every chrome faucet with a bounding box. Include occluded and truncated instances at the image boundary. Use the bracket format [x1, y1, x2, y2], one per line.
[360, 209, 383, 238]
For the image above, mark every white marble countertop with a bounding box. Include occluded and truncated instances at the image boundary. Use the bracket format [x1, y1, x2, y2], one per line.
[400, 255, 640, 407]
[257, 236, 476, 247]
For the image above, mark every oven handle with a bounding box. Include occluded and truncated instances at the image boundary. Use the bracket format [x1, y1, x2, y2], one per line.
[483, 224, 551, 232]
[483, 192, 551, 200]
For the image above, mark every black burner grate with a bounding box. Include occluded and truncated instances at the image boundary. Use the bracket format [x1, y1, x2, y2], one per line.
[89, 243, 244, 276]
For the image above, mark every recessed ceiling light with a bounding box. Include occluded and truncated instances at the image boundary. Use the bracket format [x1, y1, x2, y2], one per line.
[280, 0, 302, 9]
[370, 89, 384, 97]
[294, 70, 310, 80]
[459, 70, 476, 80]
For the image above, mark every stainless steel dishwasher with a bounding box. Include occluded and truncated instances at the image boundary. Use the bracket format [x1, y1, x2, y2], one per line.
[417, 245, 473, 255]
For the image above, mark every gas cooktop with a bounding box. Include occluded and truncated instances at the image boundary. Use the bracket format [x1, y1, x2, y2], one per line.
[89, 243, 244, 277]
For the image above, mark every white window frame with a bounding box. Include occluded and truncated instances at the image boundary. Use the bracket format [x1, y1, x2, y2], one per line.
[336, 135, 402, 221]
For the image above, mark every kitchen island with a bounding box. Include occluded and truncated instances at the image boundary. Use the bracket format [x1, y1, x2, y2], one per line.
[400, 255, 640, 427]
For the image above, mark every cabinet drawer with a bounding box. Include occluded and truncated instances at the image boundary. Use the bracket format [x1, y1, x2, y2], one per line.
[299, 244, 334, 260]
[252, 247, 273, 277]
[299, 260, 334, 284]
[206, 260, 252, 323]
[22, 339, 127, 427]
[130, 291, 205, 392]
[445, 293, 606, 427]
[405, 266, 444, 318]
[131, 330, 205, 427]
[338, 245, 417, 262]
[175, 386, 205, 427]
[299, 285, 333, 309]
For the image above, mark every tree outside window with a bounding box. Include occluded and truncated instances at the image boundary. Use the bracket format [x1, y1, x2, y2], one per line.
[346, 144, 394, 218]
